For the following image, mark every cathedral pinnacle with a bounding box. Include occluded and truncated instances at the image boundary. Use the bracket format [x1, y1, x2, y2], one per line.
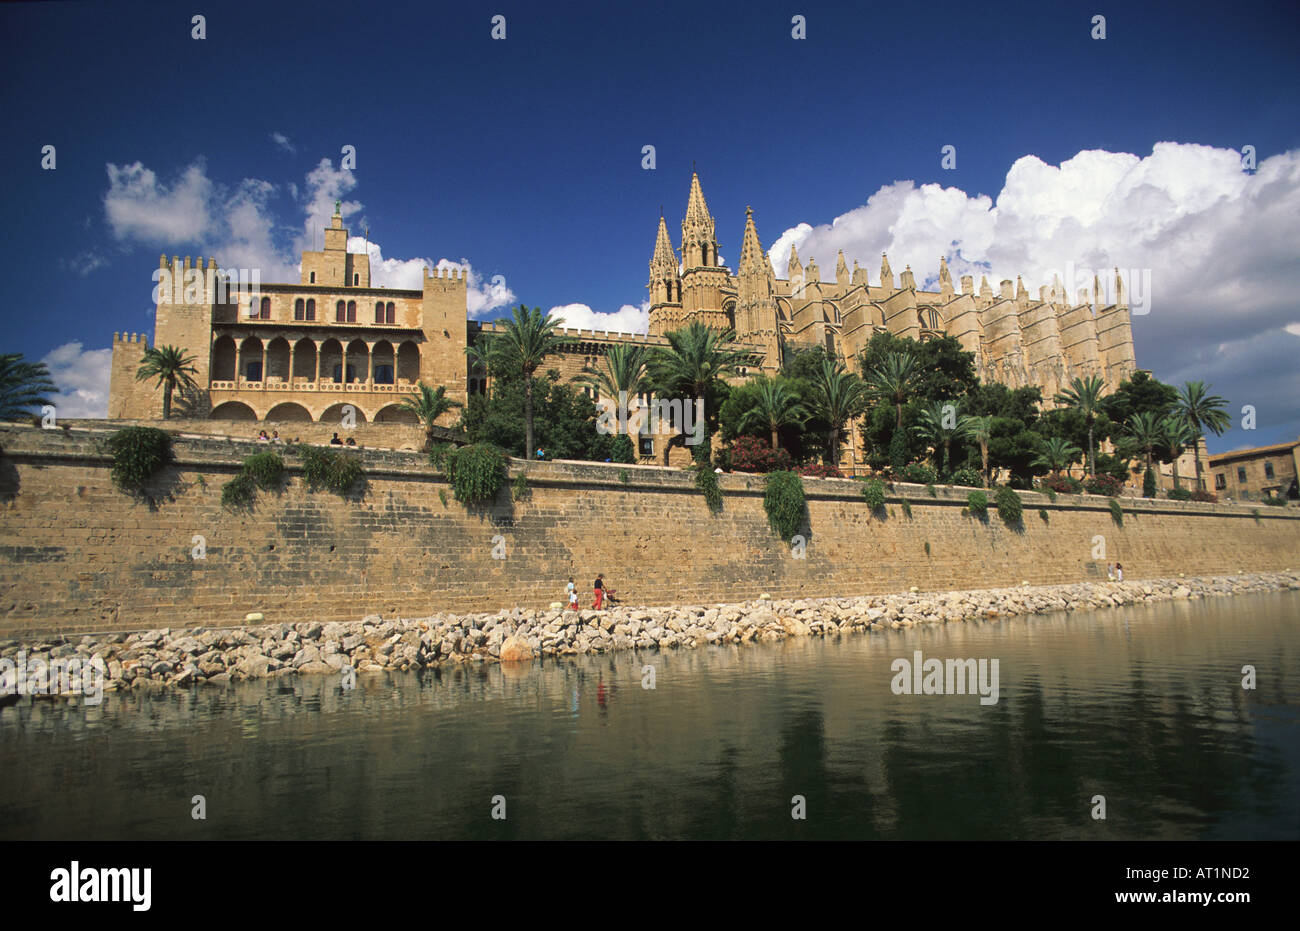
[739, 206, 766, 276]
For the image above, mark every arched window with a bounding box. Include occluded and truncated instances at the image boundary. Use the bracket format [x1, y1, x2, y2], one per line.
[259, 296, 271, 319]
[346, 300, 356, 322]
[305, 299, 316, 321]
[385, 301, 395, 324]
[336, 300, 346, 322]
[375, 302, 384, 323]
[294, 298, 305, 321]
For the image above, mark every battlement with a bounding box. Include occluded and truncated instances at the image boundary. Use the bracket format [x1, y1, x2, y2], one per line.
[478, 320, 661, 345]
[112, 332, 150, 347]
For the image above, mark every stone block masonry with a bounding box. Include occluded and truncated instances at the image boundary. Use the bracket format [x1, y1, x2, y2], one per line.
[2, 425, 1298, 639]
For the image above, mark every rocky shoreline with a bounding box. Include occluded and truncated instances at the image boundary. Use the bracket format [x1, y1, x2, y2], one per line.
[3, 571, 1298, 699]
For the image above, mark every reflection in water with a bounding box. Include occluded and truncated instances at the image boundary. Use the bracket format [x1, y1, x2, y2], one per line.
[1, 591, 1297, 840]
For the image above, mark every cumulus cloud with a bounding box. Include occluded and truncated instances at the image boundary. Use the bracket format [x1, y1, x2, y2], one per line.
[104, 161, 212, 243]
[41, 342, 113, 419]
[548, 301, 650, 335]
[270, 132, 295, 153]
[764, 143, 1300, 446]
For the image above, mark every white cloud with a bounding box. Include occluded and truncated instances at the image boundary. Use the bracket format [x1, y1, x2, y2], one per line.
[270, 132, 296, 153]
[41, 342, 113, 419]
[548, 301, 650, 335]
[764, 143, 1300, 446]
[104, 161, 212, 243]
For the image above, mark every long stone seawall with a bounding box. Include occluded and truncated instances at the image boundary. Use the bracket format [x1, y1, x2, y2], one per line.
[2, 425, 1299, 638]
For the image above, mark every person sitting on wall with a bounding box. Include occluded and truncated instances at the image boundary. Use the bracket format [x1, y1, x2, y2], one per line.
[345, 437, 357, 447]
[330, 433, 343, 445]
[270, 430, 283, 445]
[257, 430, 269, 443]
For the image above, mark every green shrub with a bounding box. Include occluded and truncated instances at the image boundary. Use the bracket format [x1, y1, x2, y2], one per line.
[242, 451, 285, 490]
[901, 463, 937, 484]
[618, 468, 630, 484]
[1039, 508, 1049, 523]
[900, 497, 913, 520]
[995, 486, 1023, 525]
[194, 474, 207, 489]
[763, 470, 806, 541]
[429, 442, 455, 470]
[107, 427, 172, 493]
[512, 471, 531, 502]
[1109, 498, 1123, 526]
[967, 491, 988, 517]
[445, 443, 508, 505]
[297, 444, 365, 496]
[861, 478, 886, 512]
[924, 541, 931, 556]
[1189, 489, 1217, 503]
[926, 483, 937, 498]
[950, 467, 982, 488]
[610, 434, 636, 464]
[1252, 508, 1261, 523]
[1166, 487, 1192, 501]
[695, 465, 723, 513]
[438, 489, 448, 507]
[1142, 467, 1157, 498]
[1045, 488, 1057, 503]
[221, 471, 257, 509]
[1262, 495, 1287, 507]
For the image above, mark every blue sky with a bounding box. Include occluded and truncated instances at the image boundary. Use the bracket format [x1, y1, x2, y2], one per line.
[2, 0, 1298, 451]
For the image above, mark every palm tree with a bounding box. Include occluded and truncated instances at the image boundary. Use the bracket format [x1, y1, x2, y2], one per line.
[911, 401, 973, 475]
[647, 320, 748, 463]
[1122, 411, 1165, 485]
[466, 305, 565, 458]
[1030, 436, 1083, 476]
[577, 343, 648, 405]
[1053, 375, 1107, 477]
[966, 415, 994, 488]
[810, 358, 869, 466]
[1156, 415, 1195, 490]
[1175, 380, 1231, 492]
[864, 351, 919, 429]
[135, 345, 198, 420]
[0, 353, 56, 422]
[399, 383, 463, 450]
[738, 378, 808, 451]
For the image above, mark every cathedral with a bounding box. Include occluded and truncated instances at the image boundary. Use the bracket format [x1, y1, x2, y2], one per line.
[106, 172, 1137, 466]
[646, 172, 1137, 402]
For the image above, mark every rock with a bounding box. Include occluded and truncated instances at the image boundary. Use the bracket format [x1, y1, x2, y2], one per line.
[499, 635, 534, 662]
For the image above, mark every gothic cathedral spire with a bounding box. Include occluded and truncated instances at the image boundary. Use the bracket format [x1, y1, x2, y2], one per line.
[681, 171, 718, 269]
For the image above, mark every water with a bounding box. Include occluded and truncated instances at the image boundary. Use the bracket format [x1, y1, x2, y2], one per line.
[2, 591, 1298, 840]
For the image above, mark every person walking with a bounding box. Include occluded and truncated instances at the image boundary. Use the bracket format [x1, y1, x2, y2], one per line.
[592, 573, 605, 610]
[1115, 562, 1124, 582]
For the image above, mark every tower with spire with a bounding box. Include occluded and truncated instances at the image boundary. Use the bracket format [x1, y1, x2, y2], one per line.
[648, 171, 734, 336]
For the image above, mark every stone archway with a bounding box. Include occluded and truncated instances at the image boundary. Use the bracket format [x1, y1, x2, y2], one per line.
[264, 402, 313, 422]
[211, 401, 258, 421]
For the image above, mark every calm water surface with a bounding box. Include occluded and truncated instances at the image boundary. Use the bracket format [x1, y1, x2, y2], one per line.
[3, 590, 1298, 840]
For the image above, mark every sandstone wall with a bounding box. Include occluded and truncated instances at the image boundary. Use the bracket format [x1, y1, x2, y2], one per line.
[2, 425, 1297, 639]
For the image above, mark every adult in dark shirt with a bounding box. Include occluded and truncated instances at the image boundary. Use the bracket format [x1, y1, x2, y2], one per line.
[593, 574, 604, 610]
[330, 433, 343, 445]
